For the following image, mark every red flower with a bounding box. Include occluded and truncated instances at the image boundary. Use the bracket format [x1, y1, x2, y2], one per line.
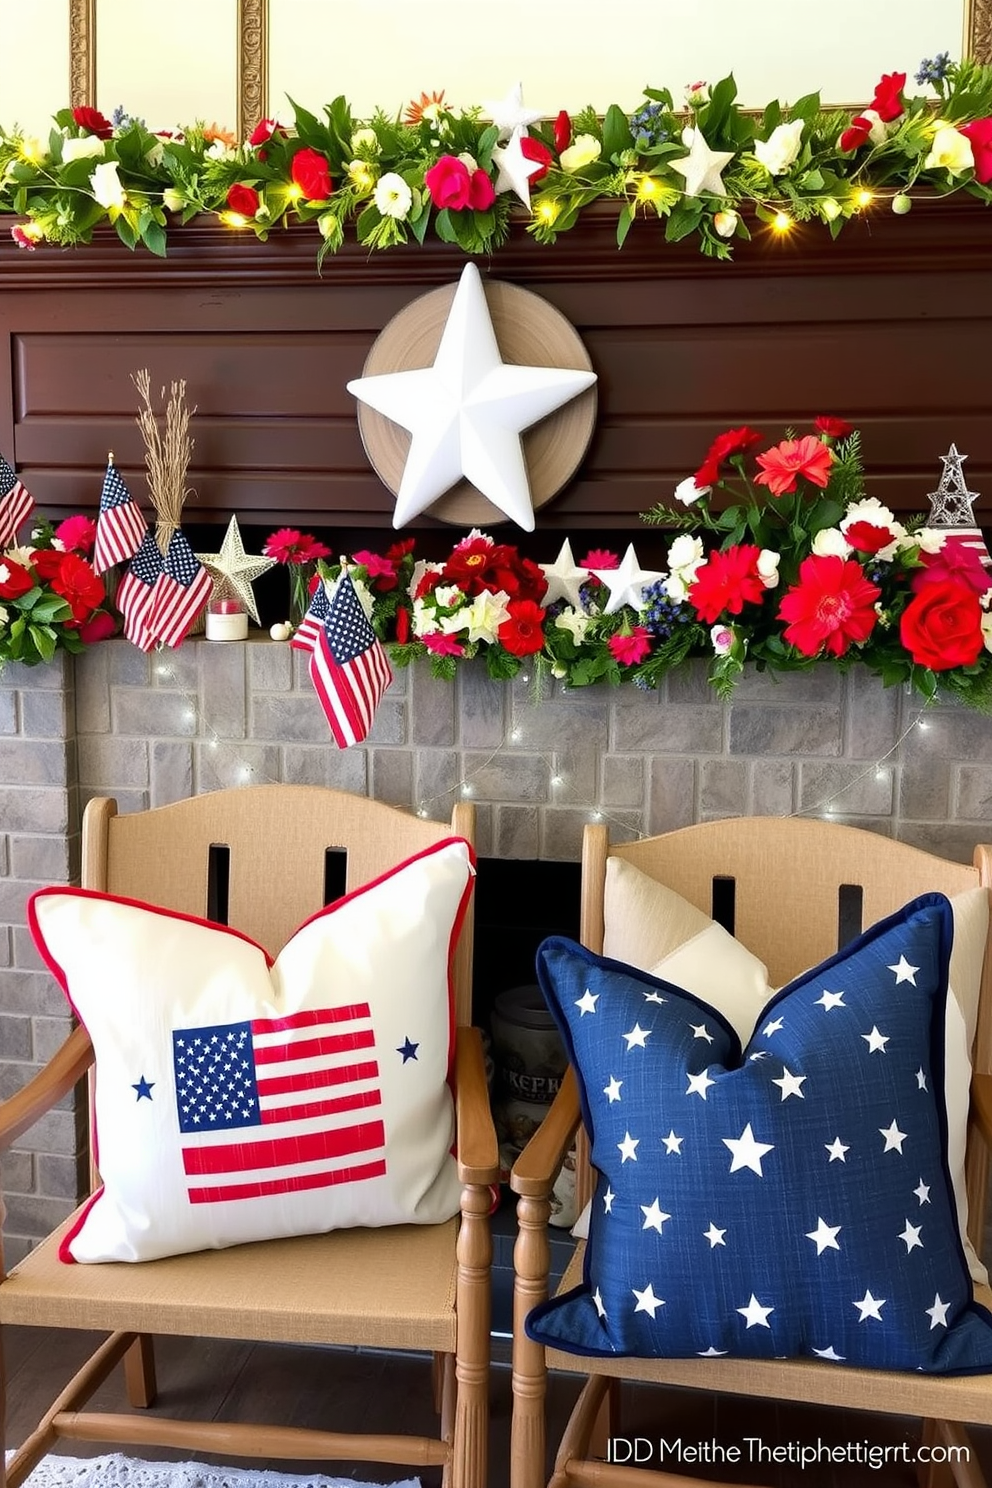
[263, 527, 313, 564]
[899, 579, 984, 670]
[754, 435, 833, 496]
[608, 627, 652, 665]
[386, 538, 416, 563]
[688, 545, 767, 623]
[960, 117, 992, 183]
[293, 535, 331, 564]
[249, 118, 283, 146]
[421, 631, 464, 657]
[405, 90, 446, 125]
[814, 416, 854, 440]
[498, 599, 547, 656]
[394, 606, 411, 644]
[226, 183, 260, 217]
[913, 543, 991, 596]
[352, 550, 399, 590]
[581, 548, 618, 570]
[467, 167, 496, 211]
[840, 116, 874, 152]
[424, 155, 494, 211]
[48, 552, 105, 621]
[72, 106, 113, 139]
[55, 514, 97, 555]
[777, 554, 880, 657]
[871, 72, 906, 123]
[443, 537, 543, 600]
[0, 558, 34, 600]
[520, 135, 553, 183]
[844, 520, 898, 556]
[694, 426, 764, 487]
[28, 549, 64, 581]
[291, 147, 332, 201]
[554, 111, 572, 155]
[78, 609, 116, 645]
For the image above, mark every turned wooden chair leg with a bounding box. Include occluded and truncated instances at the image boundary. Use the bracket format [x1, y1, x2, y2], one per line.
[450, 1181, 492, 1488]
[511, 1191, 552, 1488]
[123, 1333, 157, 1408]
[588, 1378, 622, 1463]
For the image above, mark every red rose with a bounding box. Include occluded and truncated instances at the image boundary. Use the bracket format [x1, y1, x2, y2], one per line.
[249, 118, 282, 146]
[467, 168, 496, 211]
[554, 111, 571, 155]
[899, 579, 985, 670]
[290, 147, 332, 201]
[960, 117, 992, 183]
[226, 183, 260, 217]
[497, 599, 546, 657]
[520, 135, 553, 183]
[49, 552, 105, 621]
[814, 416, 854, 440]
[72, 106, 113, 139]
[871, 72, 906, 123]
[424, 155, 474, 210]
[0, 558, 34, 599]
[840, 116, 873, 152]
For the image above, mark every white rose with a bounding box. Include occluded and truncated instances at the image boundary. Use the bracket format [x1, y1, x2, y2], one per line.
[666, 533, 705, 572]
[559, 134, 602, 173]
[62, 135, 105, 162]
[757, 549, 781, 588]
[206, 139, 236, 162]
[89, 161, 126, 211]
[162, 187, 186, 213]
[925, 124, 974, 176]
[462, 590, 511, 644]
[753, 119, 805, 177]
[713, 210, 738, 238]
[710, 624, 734, 655]
[350, 128, 380, 155]
[673, 476, 709, 506]
[555, 607, 591, 644]
[374, 172, 413, 221]
[812, 527, 853, 559]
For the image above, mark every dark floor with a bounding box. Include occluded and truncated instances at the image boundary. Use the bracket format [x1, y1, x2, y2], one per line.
[4, 1324, 992, 1488]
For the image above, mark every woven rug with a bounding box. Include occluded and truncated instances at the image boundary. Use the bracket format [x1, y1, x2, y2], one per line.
[7, 1453, 419, 1488]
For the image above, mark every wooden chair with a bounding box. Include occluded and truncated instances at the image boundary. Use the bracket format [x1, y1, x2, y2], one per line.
[511, 816, 992, 1488]
[0, 784, 499, 1488]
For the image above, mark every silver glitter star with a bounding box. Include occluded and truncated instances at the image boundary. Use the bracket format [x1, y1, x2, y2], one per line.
[926, 444, 981, 527]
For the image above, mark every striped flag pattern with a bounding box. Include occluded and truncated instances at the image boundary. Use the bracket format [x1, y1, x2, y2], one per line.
[290, 574, 331, 654]
[117, 532, 165, 652]
[309, 573, 392, 748]
[939, 528, 992, 570]
[173, 1003, 386, 1205]
[93, 460, 147, 574]
[0, 452, 34, 548]
[149, 529, 213, 648]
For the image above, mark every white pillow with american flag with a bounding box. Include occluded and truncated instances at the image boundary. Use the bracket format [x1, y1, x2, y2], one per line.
[29, 838, 475, 1264]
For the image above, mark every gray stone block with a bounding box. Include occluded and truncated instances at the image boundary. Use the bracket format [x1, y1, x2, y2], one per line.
[458, 667, 506, 749]
[749, 759, 795, 816]
[108, 641, 151, 686]
[647, 757, 696, 835]
[2, 1235, 38, 1267]
[956, 767, 992, 821]
[416, 751, 460, 813]
[199, 642, 248, 740]
[0, 690, 17, 735]
[249, 640, 294, 692]
[614, 703, 724, 755]
[845, 669, 903, 758]
[282, 745, 368, 793]
[410, 665, 456, 747]
[0, 836, 7, 876]
[252, 692, 328, 742]
[36, 1152, 87, 1201]
[700, 760, 747, 818]
[493, 806, 541, 861]
[2, 1192, 77, 1237]
[471, 803, 494, 858]
[371, 749, 414, 809]
[0, 1016, 32, 1060]
[32, 1016, 76, 1064]
[365, 695, 406, 746]
[196, 741, 282, 793]
[77, 733, 150, 788]
[914, 705, 992, 762]
[2, 656, 70, 691]
[12, 929, 47, 972]
[19, 690, 70, 739]
[0, 968, 68, 1015]
[0, 1150, 34, 1193]
[665, 660, 719, 705]
[112, 689, 197, 738]
[511, 694, 608, 753]
[154, 647, 200, 693]
[73, 646, 111, 732]
[150, 740, 194, 807]
[0, 739, 70, 786]
[3, 1105, 85, 1152]
[729, 705, 843, 757]
[1, 789, 70, 834]
[601, 755, 645, 809]
[734, 667, 842, 704]
[898, 759, 951, 821]
[9, 836, 72, 883]
[462, 753, 549, 803]
[800, 761, 894, 816]
[0, 928, 11, 968]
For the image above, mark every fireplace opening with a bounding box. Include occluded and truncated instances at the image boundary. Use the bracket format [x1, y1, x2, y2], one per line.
[472, 856, 581, 1030]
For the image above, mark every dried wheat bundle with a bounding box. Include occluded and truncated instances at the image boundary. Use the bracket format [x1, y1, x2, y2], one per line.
[132, 369, 196, 554]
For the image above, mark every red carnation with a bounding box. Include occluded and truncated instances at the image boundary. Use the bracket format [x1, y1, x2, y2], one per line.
[54, 514, 97, 555]
[0, 558, 35, 600]
[777, 554, 880, 658]
[900, 578, 984, 670]
[608, 627, 652, 666]
[871, 72, 906, 123]
[291, 147, 332, 201]
[520, 135, 553, 183]
[694, 426, 764, 488]
[554, 111, 572, 155]
[72, 106, 113, 139]
[688, 545, 767, 624]
[814, 416, 854, 440]
[48, 551, 105, 621]
[226, 183, 260, 217]
[497, 598, 547, 657]
[843, 521, 898, 556]
[960, 117, 992, 184]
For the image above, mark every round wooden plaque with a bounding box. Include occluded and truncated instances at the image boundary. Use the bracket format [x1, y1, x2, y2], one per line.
[355, 277, 598, 527]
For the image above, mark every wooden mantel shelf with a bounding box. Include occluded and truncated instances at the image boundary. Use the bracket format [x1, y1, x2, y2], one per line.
[1, 199, 991, 530]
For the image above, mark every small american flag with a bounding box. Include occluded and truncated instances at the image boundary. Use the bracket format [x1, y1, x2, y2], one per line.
[149, 529, 213, 648]
[0, 451, 34, 548]
[938, 528, 992, 570]
[93, 460, 147, 574]
[117, 532, 165, 652]
[290, 575, 331, 654]
[172, 1003, 386, 1205]
[309, 573, 392, 748]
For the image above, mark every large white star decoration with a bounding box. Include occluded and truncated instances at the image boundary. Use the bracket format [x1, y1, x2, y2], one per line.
[574, 989, 599, 1015]
[737, 1294, 774, 1329]
[347, 263, 597, 531]
[899, 1220, 924, 1252]
[686, 1068, 715, 1099]
[603, 1076, 623, 1103]
[195, 516, 276, 624]
[670, 126, 735, 198]
[723, 1122, 774, 1176]
[854, 1290, 886, 1322]
[640, 1199, 672, 1233]
[482, 82, 544, 138]
[632, 1282, 665, 1318]
[618, 1130, 640, 1162]
[816, 989, 846, 1011]
[771, 1067, 806, 1101]
[806, 1217, 841, 1255]
[879, 1119, 907, 1153]
[492, 126, 545, 207]
[825, 1137, 849, 1163]
[539, 538, 590, 608]
[588, 545, 664, 615]
[704, 1223, 727, 1248]
[926, 1293, 951, 1330]
[862, 1025, 890, 1053]
[623, 1022, 651, 1049]
[888, 956, 919, 985]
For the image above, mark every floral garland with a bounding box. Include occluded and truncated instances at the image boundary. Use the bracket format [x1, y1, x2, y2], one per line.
[291, 419, 992, 711]
[0, 515, 114, 668]
[2, 56, 992, 262]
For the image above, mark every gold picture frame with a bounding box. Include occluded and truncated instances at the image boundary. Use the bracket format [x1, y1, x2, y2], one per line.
[69, 0, 990, 137]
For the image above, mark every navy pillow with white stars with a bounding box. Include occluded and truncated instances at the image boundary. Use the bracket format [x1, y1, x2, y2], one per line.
[527, 892, 992, 1373]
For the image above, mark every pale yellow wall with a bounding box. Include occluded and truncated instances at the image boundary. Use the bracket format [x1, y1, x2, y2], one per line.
[0, 0, 971, 136]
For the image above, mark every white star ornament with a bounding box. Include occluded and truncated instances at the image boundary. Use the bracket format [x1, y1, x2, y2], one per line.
[540, 538, 590, 607]
[195, 515, 276, 625]
[670, 127, 735, 198]
[482, 82, 544, 138]
[492, 126, 545, 207]
[347, 264, 597, 532]
[588, 545, 665, 615]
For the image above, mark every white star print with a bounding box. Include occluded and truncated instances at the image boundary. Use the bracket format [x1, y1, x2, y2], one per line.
[771, 1067, 806, 1101]
[825, 1137, 850, 1163]
[899, 1220, 923, 1253]
[697, 1345, 729, 1357]
[888, 955, 919, 985]
[603, 1186, 616, 1214]
[737, 1294, 774, 1329]
[806, 1218, 842, 1255]
[748, 1050, 769, 1061]
[854, 1290, 886, 1322]
[618, 1131, 640, 1163]
[816, 989, 846, 1011]
[623, 1022, 651, 1049]
[879, 1120, 907, 1154]
[926, 1294, 951, 1330]
[812, 1345, 846, 1361]
[603, 1076, 623, 1103]
[914, 1180, 931, 1205]
[704, 1223, 727, 1248]
[686, 1068, 715, 1099]
[690, 1022, 714, 1044]
[662, 1130, 684, 1155]
[575, 989, 598, 1015]
[641, 1199, 672, 1233]
[862, 1026, 890, 1053]
[643, 989, 667, 1005]
[762, 1016, 785, 1038]
[916, 1068, 928, 1091]
[723, 1123, 774, 1176]
[632, 1283, 665, 1317]
[593, 1286, 607, 1319]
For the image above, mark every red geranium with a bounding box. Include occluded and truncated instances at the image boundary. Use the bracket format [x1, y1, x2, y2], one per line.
[814, 416, 854, 440]
[754, 435, 833, 496]
[520, 135, 553, 183]
[777, 554, 880, 657]
[960, 117, 992, 183]
[608, 627, 652, 665]
[226, 183, 260, 217]
[48, 551, 105, 622]
[871, 72, 906, 123]
[72, 106, 113, 139]
[843, 520, 898, 556]
[913, 542, 990, 596]
[688, 545, 766, 623]
[498, 599, 547, 656]
[0, 558, 35, 600]
[694, 426, 764, 488]
[899, 579, 984, 670]
[291, 147, 332, 201]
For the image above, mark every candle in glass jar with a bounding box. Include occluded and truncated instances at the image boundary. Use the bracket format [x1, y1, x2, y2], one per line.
[205, 599, 248, 641]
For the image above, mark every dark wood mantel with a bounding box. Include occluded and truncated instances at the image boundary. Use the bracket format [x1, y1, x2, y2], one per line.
[2, 198, 991, 532]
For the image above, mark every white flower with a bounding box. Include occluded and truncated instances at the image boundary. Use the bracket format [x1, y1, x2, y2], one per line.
[982, 608, 992, 655]
[925, 124, 974, 176]
[757, 549, 781, 588]
[63, 135, 105, 162]
[351, 575, 375, 620]
[350, 128, 380, 155]
[910, 527, 951, 555]
[374, 172, 413, 220]
[412, 596, 442, 637]
[145, 142, 164, 169]
[559, 134, 602, 173]
[842, 496, 897, 530]
[812, 527, 853, 559]
[710, 624, 734, 655]
[860, 108, 889, 147]
[0, 604, 7, 626]
[408, 559, 444, 600]
[89, 161, 126, 210]
[551, 662, 568, 679]
[457, 152, 479, 173]
[665, 533, 705, 601]
[347, 160, 376, 191]
[206, 139, 236, 162]
[18, 136, 46, 164]
[434, 584, 463, 609]
[685, 82, 709, 105]
[0, 564, 8, 584]
[713, 210, 738, 238]
[7, 544, 36, 565]
[555, 606, 592, 644]
[753, 119, 805, 177]
[673, 476, 709, 506]
[162, 187, 186, 213]
[460, 590, 511, 644]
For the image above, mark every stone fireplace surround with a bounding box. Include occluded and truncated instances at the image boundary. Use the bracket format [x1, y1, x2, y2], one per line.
[1, 637, 990, 1262]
